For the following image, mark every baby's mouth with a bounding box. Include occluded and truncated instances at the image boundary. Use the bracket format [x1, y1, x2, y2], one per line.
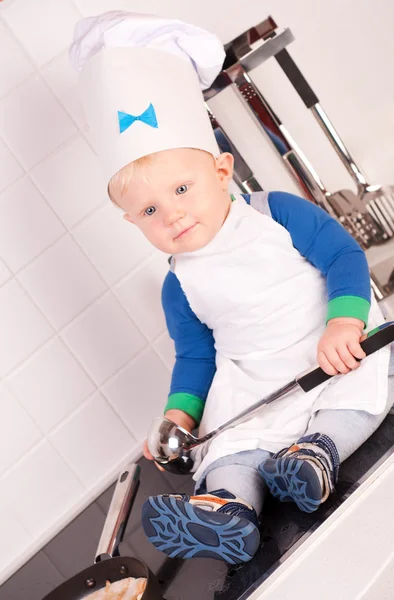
[174, 224, 197, 240]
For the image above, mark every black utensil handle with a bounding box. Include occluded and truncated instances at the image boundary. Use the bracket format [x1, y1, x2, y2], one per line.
[297, 322, 394, 392]
[275, 48, 319, 109]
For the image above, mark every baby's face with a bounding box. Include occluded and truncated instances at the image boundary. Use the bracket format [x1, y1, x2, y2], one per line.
[116, 148, 234, 254]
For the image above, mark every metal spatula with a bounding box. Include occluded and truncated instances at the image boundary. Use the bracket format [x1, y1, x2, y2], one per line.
[274, 48, 394, 238]
[223, 60, 388, 248]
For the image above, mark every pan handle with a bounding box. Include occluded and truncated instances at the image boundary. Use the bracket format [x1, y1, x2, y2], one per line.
[297, 321, 394, 392]
[95, 463, 140, 563]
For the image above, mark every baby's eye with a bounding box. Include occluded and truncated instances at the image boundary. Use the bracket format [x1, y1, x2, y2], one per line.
[176, 184, 188, 195]
[144, 206, 156, 216]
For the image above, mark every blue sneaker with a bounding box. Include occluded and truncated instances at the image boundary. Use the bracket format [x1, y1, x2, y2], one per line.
[258, 433, 339, 513]
[141, 488, 260, 564]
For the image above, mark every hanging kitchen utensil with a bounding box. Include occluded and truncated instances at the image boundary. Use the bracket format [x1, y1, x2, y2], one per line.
[274, 48, 394, 238]
[205, 105, 263, 193]
[207, 68, 332, 214]
[224, 62, 387, 248]
[149, 322, 394, 475]
[204, 20, 388, 248]
[42, 464, 162, 600]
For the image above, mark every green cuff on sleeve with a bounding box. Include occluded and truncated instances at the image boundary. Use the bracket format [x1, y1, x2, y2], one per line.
[326, 295, 370, 326]
[164, 393, 205, 424]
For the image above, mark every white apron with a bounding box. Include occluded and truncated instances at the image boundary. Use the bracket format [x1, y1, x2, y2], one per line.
[173, 196, 390, 480]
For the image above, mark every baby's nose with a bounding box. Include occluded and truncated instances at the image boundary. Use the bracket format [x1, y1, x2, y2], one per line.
[165, 208, 185, 226]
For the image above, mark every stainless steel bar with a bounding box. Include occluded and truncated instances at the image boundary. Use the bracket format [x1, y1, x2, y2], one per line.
[236, 28, 295, 72]
[225, 63, 341, 216]
[95, 464, 140, 561]
[311, 104, 370, 193]
[199, 381, 299, 444]
[226, 61, 387, 247]
[206, 104, 263, 193]
[274, 46, 394, 239]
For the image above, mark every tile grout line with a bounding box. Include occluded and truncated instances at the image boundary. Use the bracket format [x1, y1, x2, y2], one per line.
[0, 335, 168, 497]
[0, 11, 96, 152]
[0, 0, 84, 78]
[0, 74, 83, 178]
[4, 335, 167, 451]
[1, 285, 171, 464]
[4, 266, 170, 385]
[4, 300, 168, 420]
[15, 243, 110, 331]
[150, 335, 174, 373]
[41, 546, 70, 582]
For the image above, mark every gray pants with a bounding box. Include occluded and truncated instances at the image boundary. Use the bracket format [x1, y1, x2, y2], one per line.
[202, 353, 394, 515]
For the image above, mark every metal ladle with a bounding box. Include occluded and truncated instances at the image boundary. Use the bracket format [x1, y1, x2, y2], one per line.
[147, 322, 394, 474]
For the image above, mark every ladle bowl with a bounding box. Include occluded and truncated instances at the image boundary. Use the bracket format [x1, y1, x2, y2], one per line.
[147, 417, 198, 474]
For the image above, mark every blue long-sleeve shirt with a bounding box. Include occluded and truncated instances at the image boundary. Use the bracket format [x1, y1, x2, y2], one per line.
[162, 191, 371, 423]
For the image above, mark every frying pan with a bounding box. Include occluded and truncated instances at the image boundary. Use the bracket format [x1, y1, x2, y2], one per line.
[148, 322, 394, 474]
[42, 464, 162, 600]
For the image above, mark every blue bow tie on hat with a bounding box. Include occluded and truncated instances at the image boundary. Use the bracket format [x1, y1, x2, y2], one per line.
[118, 103, 158, 133]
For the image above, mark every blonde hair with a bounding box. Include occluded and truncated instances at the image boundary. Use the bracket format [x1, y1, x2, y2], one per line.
[108, 154, 154, 208]
[108, 148, 216, 208]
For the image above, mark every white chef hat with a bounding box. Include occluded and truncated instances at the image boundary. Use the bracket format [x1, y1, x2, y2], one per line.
[69, 11, 225, 184]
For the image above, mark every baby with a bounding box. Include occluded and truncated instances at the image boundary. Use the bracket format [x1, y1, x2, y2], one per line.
[109, 147, 393, 564]
[71, 11, 393, 566]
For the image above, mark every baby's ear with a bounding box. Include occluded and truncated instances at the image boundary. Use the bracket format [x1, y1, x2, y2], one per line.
[216, 152, 234, 188]
[123, 213, 134, 224]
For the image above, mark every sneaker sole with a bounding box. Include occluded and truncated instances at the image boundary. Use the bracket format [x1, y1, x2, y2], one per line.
[141, 495, 260, 564]
[258, 457, 323, 513]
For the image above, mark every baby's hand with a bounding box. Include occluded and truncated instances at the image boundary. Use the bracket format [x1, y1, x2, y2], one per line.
[143, 409, 196, 471]
[317, 317, 366, 376]
[164, 409, 196, 432]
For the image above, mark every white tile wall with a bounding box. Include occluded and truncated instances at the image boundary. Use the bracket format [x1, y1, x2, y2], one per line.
[41, 51, 89, 133]
[0, 177, 65, 272]
[0, 279, 54, 377]
[72, 203, 154, 286]
[30, 135, 107, 228]
[0, 258, 11, 286]
[60, 292, 147, 385]
[0, 138, 23, 194]
[114, 253, 169, 341]
[0, 21, 34, 97]
[0, 385, 41, 476]
[73, 0, 131, 15]
[0, 441, 84, 538]
[49, 391, 136, 487]
[102, 348, 172, 440]
[0, 499, 32, 576]
[0, 75, 77, 170]
[0, 0, 81, 67]
[0, 0, 394, 587]
[18, 234, 107, 329]
[6, 337, 95, 432]
[153, 331, 176, 371]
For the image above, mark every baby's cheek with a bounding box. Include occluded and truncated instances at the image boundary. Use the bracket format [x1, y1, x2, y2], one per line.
[149, 228, 176, 254]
